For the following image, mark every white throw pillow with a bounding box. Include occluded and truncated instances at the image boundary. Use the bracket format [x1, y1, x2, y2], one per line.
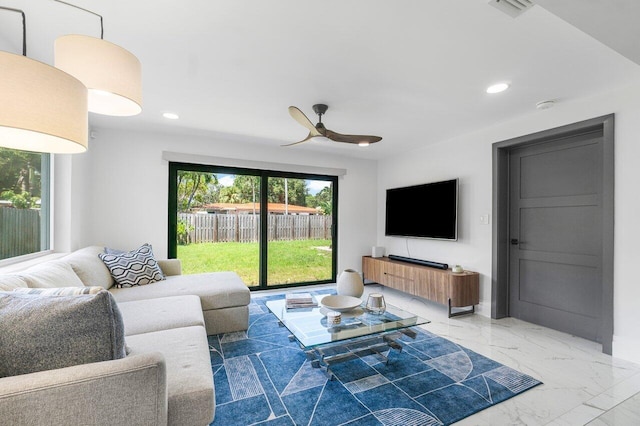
[61, 246, 116, 289]
[20, 261, 85, 288]
[0, 274, 29, 291]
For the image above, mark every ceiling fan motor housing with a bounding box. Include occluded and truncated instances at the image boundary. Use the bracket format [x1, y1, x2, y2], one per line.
[315, 122, 326, 133]
[312, 104, 328, 116]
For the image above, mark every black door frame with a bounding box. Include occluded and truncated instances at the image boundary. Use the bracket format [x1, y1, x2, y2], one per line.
[491, 114, 614, 354]
[168, 161, 339, 290]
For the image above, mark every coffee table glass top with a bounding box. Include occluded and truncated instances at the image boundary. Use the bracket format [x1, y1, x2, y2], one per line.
[265, 295, 430, 349]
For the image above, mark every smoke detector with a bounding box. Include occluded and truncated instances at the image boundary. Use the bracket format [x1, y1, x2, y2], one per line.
[489, 0, 535, 18]
[536, 100, 556, 110]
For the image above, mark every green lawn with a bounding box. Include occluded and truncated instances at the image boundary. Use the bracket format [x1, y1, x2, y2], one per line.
[176, 239, 332, 286]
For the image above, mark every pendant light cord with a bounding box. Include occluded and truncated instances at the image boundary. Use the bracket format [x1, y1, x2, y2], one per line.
[0, 6, 27, 56]
[54, 0, 104, 39]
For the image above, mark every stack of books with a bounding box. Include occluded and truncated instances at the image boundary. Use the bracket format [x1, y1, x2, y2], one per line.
[285, 292, 318, 309]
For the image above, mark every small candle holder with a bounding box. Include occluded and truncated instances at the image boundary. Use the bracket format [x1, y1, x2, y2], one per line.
[366, 293, 386, 315]
[326, 310, 341, 326]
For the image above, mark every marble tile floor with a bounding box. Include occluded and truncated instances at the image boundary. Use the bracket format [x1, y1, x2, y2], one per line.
[254, 283, 640, 425]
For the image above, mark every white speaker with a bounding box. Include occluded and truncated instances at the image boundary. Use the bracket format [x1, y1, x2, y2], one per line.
[372, 246, 385, 258]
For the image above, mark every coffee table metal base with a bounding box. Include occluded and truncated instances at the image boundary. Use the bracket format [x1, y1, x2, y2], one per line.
[281, 323, 417, 380]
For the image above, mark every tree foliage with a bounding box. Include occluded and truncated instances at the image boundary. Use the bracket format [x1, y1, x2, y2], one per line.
[267, 178, 307, 206]
[0, 148, 43, 209]
[177, 218, 194, 245]
[314, 186, 333, 215]
[176, 171, 333, 214]
[219, 175, 259, 204]
[177, 171, 218, 211]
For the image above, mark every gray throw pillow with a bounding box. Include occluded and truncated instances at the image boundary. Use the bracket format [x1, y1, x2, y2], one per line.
[98, 243, 165, 288]
[0, 291, 126, 378]
[104, 246, 126, 255]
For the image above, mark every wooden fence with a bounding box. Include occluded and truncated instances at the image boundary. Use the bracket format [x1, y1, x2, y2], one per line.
[0, 208, 40, 260]
[178, 213, 332, 244]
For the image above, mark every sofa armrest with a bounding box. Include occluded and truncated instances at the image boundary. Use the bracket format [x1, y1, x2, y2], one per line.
[157, 259, 182, 276]
[0, 353, 168, 426]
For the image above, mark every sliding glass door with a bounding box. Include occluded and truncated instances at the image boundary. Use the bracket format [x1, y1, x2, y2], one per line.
[266, 176, 334, 286]
[168, 163, 337, 290]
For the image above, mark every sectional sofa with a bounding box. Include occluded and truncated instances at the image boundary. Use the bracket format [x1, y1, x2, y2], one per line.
[0, 245, 251, 425]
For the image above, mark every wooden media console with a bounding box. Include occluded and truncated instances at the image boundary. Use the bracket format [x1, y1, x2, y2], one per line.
[362, 256, 479, 317]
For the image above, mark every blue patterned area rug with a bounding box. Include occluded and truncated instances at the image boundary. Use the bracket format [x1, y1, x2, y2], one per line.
[208, 292, 542, 425]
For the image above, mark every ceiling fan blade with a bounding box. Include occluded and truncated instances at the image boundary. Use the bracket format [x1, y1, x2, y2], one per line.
[281, 132, 316, 147]
[325, 129, 382, 145]
[289, 106, 322, 136]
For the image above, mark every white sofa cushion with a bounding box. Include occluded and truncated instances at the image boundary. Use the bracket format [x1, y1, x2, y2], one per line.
[110, 271, 250, 310]
[126, 326, 215, 426]
[118, 295, 205, 336]
[157, 259, 182, 277]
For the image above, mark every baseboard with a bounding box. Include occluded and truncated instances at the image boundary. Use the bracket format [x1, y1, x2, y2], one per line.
[474, 302, 490, 318]
[613, 335, 640, 365]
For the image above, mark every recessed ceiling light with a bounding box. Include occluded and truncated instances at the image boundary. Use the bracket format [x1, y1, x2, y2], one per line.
[486, 83, 510, 94]
[358, 141, 370, 147]
[163, 112, 179, 120]
[536, 100, 556, 110]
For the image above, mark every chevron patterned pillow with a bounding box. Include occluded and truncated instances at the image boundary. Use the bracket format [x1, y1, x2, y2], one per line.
[98, 243, 165, 288]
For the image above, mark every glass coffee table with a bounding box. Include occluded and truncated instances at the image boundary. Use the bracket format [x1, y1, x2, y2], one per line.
[266, 295, 430, 379]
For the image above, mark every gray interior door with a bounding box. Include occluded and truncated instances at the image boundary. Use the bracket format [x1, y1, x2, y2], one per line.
[509, 130, 604, 342]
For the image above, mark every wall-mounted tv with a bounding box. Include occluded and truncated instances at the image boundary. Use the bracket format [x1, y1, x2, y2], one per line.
[385, 178, 458, 240]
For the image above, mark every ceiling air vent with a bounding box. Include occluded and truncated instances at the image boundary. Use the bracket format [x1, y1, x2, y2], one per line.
[489, 0, 534, 18]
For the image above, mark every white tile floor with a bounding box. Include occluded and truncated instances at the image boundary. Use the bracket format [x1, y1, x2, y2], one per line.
[256, 283, 640, 425]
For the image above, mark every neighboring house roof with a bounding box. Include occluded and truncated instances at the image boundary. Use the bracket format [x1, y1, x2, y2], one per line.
[201, 202, 321, 215]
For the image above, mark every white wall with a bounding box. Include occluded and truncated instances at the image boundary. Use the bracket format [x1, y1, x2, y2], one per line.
[377, 82, 640, 365]
[378, 131, 493, 315]
[66, 128, 378, 275]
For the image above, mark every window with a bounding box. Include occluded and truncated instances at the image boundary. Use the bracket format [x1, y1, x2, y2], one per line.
[0, 147, 50, 261]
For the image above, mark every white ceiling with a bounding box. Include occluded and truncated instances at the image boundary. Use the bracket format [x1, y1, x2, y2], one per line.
[2, 0, 640, 160]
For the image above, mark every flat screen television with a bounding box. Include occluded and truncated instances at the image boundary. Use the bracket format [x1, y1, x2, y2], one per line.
[385, 178, 458, 240]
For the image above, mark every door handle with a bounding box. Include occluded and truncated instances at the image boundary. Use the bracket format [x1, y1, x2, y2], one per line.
[510, 238, 519, 245]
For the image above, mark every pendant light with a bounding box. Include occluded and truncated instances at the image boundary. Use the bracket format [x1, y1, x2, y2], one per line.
[54, 1, 142, 116]
[0, 6, 88, 154]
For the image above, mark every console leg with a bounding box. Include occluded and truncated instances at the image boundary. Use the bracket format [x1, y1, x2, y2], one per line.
[448, 299, 475, 318]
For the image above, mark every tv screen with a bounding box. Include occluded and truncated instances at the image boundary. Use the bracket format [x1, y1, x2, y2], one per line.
[385, 178, 458, 240]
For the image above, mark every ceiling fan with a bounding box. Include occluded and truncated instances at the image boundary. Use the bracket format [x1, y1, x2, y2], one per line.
[283, 104, 382, 147]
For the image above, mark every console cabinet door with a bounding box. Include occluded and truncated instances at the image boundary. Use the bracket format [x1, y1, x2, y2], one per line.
[449, 275, 480, 307]
[363, 257, 416, 293]
[414, 269, 449, 305]
[380, 261, 417, 294]
[362, 256, 380, 283]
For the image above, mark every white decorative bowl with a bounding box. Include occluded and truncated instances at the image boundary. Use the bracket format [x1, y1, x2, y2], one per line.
[320, 295, 362, 312]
